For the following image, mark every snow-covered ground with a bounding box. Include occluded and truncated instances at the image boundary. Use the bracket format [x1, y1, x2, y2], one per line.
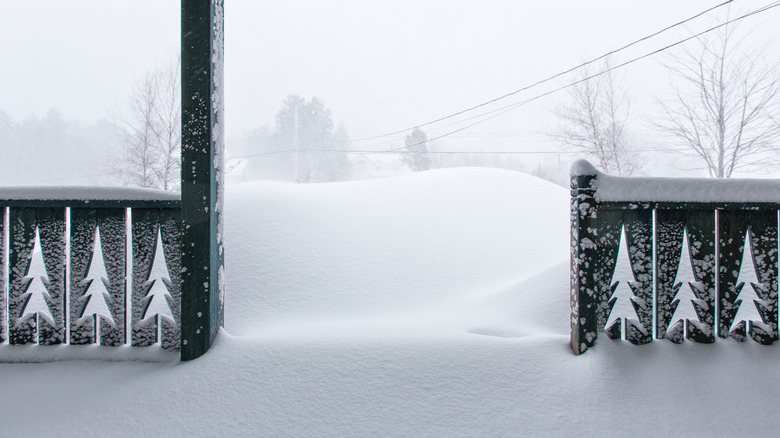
[2, 168, 780, 436]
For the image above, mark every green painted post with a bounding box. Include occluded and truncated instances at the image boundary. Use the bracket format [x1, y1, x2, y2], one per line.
[181, 0, 225, 360]
[570, 165, 599, 355]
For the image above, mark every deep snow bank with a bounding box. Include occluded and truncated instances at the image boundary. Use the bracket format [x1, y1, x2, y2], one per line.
[225, 167, 569, 336]
[3, 168, 780, 437]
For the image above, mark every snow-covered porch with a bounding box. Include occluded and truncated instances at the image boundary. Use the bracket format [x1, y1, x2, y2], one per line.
[0, 0, 225, 361]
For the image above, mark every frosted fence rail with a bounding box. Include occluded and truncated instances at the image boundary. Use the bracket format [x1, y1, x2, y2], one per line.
[0, 187, 182, 351]
[570, 160, 780, 355]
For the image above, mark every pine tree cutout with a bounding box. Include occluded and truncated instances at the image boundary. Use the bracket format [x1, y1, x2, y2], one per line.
[605, 226, 643, 339]
[18, 228, 56, 328]
[730, 230, 767, 339]
[141, 228, 175, 329]
[667, 229, 706, 342]
[77, 227, 116, 329]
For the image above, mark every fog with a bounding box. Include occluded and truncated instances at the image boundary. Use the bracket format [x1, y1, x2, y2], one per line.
[1, 1, 778, 186]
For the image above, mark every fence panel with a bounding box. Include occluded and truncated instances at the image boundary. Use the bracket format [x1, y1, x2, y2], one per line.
[0, 189, 182, 357]
[571, 160, 780, 354]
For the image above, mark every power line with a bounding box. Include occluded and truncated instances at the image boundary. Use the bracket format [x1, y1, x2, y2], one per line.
[351, 0, 736, 143]
[384, 0, 780, 153]
[234, 147, 688, 159]
[239, 1, 779, 161]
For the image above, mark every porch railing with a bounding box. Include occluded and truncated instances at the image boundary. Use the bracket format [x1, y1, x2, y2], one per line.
[1, 0, 225, 361]
[570, 160, 780, 355]
[0, 187, 182, 352]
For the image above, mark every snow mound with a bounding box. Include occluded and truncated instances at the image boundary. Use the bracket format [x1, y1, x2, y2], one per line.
[5, 168, 780, 437]
[225, 167, 569, 336]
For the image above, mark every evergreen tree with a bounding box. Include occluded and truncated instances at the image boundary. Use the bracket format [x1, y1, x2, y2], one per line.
[401, 128, 431, 172]
[272, 95, 350, 183]
[114, 58, 181, 190]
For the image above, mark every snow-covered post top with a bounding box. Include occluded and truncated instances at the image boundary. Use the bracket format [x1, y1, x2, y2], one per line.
[570, 159, 599, 198]
[570, 159, 780, 204]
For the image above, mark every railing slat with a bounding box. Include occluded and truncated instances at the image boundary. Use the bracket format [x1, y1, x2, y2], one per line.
[131, 208, 161, 347]
[131, 208, 181, 350]
[655, 209, 716, 343]
[718, 210, 779, 344]
[596, 209, 653, 344]
[8, 207, 66, 345]
[69, 208, 128, 346]
[0, 208, 6, 343]
[159, 208, 182, 351]
[9, 207, 38, 344]
[69, 207, 99, 344]
[97, 208, 127, 346]
[33, 208, 66, 345]
[593, 208, 622, 339]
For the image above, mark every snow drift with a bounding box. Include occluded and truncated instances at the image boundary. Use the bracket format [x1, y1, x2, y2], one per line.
[1, 168, 779, 437]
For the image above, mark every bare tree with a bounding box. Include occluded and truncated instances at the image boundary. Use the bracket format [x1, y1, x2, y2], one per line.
[153, 58, 181, 190]
[114, 58, 181, 190]
[656, 22, 780, 178]
[551, 59, 641, 175]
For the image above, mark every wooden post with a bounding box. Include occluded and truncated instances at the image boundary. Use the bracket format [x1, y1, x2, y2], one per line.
[181, 0, 225, 360]
[570, 163, 599, 355]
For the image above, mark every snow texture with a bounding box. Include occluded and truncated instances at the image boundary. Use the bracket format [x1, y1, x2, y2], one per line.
[666, 229, 707, 339]
[75, 227, 116, 329]
[131, 209, 182, 350]
[571, 159, 780, 203]
[604, 226, 642, 338]
[19, 230, 56, 327]
[0, 186, 179, 201]
[730, 232, 766, 332]
[653, 212, 716, 343]
[69, 209, 128, 346]
[8, 209, 66, 345]
[212, 0, 226, 325]
[2, 168, 780, 436]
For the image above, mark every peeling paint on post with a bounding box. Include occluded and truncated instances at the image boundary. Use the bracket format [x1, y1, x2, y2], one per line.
[181, 0, 225, 360]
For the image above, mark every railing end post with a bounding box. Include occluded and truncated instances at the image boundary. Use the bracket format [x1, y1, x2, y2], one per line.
[570, 160, 599, 355]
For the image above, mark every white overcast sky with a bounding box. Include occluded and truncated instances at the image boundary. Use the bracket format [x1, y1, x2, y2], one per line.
[1, 1, 778, 166]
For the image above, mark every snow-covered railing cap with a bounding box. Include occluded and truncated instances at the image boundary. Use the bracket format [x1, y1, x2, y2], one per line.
[570, 160, 780, 204]
[0, 186, 180, 208]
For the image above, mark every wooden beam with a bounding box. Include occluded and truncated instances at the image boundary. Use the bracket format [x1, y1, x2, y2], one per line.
[180, 0, 225, 360]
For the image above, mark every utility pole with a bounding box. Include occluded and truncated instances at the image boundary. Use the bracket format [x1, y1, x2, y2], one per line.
[293, 104, 299, 182]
